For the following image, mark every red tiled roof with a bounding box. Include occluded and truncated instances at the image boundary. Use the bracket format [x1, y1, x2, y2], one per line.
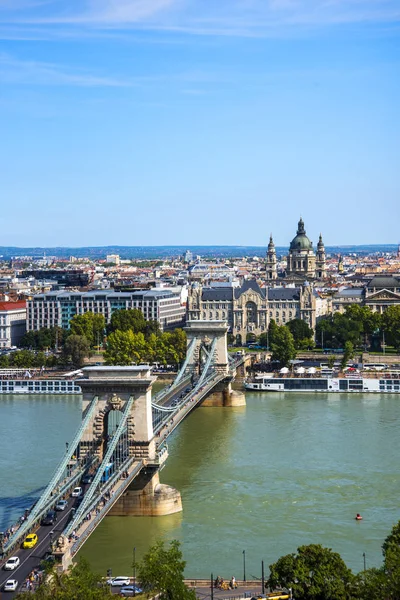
[0, 301, 27, 311]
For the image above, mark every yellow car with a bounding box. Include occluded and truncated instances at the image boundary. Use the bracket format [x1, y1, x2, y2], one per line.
[23, 533, 38, 549]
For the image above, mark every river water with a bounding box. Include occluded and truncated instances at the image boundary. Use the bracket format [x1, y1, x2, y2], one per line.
[1, 391, 399, 578]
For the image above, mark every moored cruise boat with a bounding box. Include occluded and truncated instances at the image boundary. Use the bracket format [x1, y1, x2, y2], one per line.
[0, 379, 81, 394]
[244, 374, 400, 393]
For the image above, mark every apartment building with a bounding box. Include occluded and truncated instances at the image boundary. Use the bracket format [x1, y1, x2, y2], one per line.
[27, 288, 186, 332]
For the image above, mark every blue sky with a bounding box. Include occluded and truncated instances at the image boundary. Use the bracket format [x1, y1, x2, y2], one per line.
[1, 0, 399, 247]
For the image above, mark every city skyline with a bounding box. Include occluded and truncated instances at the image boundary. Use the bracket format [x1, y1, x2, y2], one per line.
[1, 0, 399, 246]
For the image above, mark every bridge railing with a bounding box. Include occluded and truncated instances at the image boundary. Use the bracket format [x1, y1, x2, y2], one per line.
[69, 458, 144, 556]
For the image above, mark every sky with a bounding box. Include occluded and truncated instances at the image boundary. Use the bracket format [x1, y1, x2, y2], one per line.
[0, 0, 399, 248]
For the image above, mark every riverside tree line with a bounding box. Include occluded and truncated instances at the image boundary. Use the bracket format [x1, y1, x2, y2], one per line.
[0, 309, 187, 369]
[1, 304, 399, 369]
[14, 519, 400, 599]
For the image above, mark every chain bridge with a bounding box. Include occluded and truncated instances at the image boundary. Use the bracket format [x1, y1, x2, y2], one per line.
[1, 321, 248, 571]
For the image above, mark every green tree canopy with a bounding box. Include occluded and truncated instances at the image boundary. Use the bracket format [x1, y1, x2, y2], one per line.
[382, 306, 400, 352]
[270, 325, 297, 366]
[20, 327, 65, 351]
[316, 307, 381, 351]
[286, 319, 315, 350]
[269, 544, 355, 600]
[104, 328, 187, 367]
[104, 330, 147, 365]
[69, 313, 105, 348]
[63, 335, 90, 366]
[15, 556, 113, 600]
[341, 341, 355, 370]
[107, 308, 146, 334]
[136, 539, 196, 600]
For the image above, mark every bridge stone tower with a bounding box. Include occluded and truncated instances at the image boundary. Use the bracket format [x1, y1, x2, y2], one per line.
[78, 366, 182, 517]
[184, 320, 230, 375]
[184, 320, 245, 407]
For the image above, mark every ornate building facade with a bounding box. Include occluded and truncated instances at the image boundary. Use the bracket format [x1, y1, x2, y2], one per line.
[187, 280, 317, 343]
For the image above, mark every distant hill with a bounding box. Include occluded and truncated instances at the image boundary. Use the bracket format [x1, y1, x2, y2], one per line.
[0, 244, 397, 260]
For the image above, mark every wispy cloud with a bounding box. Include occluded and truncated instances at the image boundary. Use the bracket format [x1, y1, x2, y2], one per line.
[1, 0, 399, 37]
[0, 52, 133, 86]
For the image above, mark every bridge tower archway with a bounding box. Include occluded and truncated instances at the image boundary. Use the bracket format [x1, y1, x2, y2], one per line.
[184, 320, 230, 375]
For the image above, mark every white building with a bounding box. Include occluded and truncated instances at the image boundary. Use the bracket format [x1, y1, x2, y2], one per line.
[0, 301, 27, 348]
[106, 254, 120, 265]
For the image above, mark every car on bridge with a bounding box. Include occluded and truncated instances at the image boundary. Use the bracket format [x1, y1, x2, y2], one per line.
[41, 510, 57, 526]
[3, 579, 18, 592]
[71, 486, 83, 497]
[81, 474, 93, 484]
[22, 533, 38, 549]
[3, 556, 20, 570]
[55, 499, 68, 511]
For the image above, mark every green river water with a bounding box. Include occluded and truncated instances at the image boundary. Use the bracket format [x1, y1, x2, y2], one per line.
[1, 391, 399, 579]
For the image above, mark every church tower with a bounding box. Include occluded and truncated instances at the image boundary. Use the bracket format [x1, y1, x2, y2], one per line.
[266, 234, 277, 280]
[315, 233, 326, 279]
[286, 217, 316, 278]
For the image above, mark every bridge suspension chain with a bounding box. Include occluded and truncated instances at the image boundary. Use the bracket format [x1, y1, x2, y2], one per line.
[4, 395, 99, 552]
[195, 338, 217, 389]
[64, 396, 134, 538]
[152, 337, 197, 406]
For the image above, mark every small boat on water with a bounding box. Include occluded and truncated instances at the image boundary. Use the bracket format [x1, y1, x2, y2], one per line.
[244, 373, 400, 393]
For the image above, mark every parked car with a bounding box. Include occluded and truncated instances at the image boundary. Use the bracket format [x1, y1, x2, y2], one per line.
[119, 585, 143, 597]
[41, 510, 57, 526]
[3, 579, 18, 592]
[3, 557, 20, 570]
[71, 486, 83, 498]
[107, 576, 131, 587]
[22, 533, 38, 549]
[55, 499, 68, 511]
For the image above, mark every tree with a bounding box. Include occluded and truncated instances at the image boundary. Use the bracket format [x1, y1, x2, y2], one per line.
[20, 327, 65, 351]
[270, 326, 297, 366]
[286, 319, 315, 350]
[104, 330, 146, 365]
[12, 350, 34, 368]
[15, 556, 113, 599]
[107, 308, 147, 335]
[268, 544, 355, 600]
[63, 335, 90, 366]
[70, 313, 105, 348]
[382, 520, 400, 598]
[136, 539, 196, 600]
[382, 306, 400, 352]
[341, 341, 354, 371]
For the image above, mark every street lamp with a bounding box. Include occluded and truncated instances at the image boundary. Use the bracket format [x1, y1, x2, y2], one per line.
[243, 549, 246, 582]
[133, 547, 136, 597]
[363, 552, 366, 572]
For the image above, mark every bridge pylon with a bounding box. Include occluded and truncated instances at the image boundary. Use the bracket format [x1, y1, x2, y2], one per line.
[77, 366, 182, 518]
[184, 320, 246, 407]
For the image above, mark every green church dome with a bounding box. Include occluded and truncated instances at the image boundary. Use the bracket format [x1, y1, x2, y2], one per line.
[289, 217, 313, 251]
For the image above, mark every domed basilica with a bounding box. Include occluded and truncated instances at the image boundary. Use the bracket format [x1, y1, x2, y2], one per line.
[266, 217, 326, 281]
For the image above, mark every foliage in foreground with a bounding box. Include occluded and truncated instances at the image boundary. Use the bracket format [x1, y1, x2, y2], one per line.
[136, 539, 196, 600]
[269, 544, 355, 600]
[269, 519, 400, 600]
[15, 557, 113, 600]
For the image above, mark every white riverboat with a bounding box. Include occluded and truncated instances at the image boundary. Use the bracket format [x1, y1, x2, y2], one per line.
[244, 374, 400, 393]
[0, 379, 81, 394]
